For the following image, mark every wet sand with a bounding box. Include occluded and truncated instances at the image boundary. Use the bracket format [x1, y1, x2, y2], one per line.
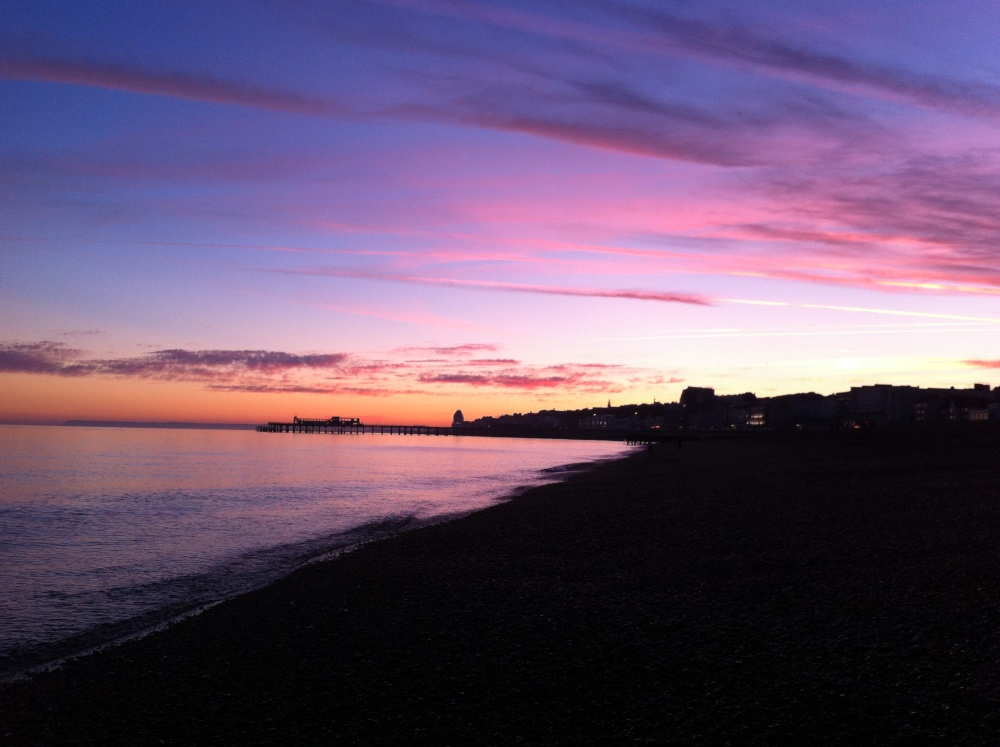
[3, 426, 999, 745]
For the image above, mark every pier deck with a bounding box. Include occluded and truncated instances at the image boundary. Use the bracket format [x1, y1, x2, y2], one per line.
[256, 420, 687, 444]
[258, 422, 450, 436]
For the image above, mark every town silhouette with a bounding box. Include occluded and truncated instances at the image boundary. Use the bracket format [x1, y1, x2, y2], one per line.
[456, 382, 998, 433]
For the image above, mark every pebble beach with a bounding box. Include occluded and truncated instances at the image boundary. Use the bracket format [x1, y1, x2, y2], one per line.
[3, 426, 999, 745]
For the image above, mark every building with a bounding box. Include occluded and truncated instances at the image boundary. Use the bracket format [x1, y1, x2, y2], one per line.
[916, 386, 995, 423]
[848, 385, 919, 426]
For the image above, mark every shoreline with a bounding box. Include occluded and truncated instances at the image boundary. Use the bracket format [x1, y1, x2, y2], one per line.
[0, 514, 423, 685]
[3, 427, 999, 744]
[0, 449, 632, 684]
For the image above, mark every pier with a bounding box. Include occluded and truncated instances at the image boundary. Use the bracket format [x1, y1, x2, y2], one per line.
[257, 421, 451, 436]
[256, 416, 692, 445]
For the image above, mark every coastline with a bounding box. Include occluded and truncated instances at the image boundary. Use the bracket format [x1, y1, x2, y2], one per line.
[0, 455, 614, 684]
[0, 512, 430, 684]
[3, 427, 999, 744]
[1, 430, 629, 684]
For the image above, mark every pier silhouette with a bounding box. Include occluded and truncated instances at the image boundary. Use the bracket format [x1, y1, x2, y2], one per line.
[256, 416, 678, 444]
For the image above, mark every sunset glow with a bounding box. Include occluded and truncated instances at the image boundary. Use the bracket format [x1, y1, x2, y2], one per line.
[3, 1, 999, 425]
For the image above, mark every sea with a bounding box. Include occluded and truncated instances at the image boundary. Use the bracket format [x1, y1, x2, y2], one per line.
[0, 424, 632, 679]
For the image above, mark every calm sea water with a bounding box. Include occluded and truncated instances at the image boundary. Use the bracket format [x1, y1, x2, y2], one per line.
[0, 424, 631, 677]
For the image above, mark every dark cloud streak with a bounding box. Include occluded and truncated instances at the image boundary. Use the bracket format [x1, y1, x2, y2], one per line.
[410, 0, 1000, 120]
[0, 342, 86, 375]
[0, 342, 349, 380]
[1, 4, 894, 170]
[612, 3, 1000, 119]
[0, 55, 353, 116]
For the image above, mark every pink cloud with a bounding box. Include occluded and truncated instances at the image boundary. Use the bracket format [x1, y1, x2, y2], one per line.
[206, 383, 418, 397]
[550, 362, 623, 371]
[646, 376, 686, 386]
[433, 106, 763, 167]
[737, 153, 1000, 294]
[465, 358, 520, 366]
[411, 357, 655, 394]
[0, 340, 675, 401]
[419, 371, 608, 391]
[392, 343, 501, 356]
[964, 360, 1000, 369]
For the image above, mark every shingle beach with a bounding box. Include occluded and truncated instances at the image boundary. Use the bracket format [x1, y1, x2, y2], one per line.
[3, 426, 999, 745]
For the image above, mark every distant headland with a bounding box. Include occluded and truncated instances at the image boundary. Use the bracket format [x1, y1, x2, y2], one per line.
[63, 421, 256, 431]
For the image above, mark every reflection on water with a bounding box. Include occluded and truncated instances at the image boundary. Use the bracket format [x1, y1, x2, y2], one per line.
[0, 425, 631, 676]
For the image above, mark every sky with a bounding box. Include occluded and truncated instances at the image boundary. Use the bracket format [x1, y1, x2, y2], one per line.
[2, 0, 1000, 425]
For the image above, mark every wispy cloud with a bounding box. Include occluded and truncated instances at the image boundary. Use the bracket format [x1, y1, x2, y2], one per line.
[609, 320, 1000, 342]
[59, 328, 103, 337]
[275, 267, 712, 306]
[2, 2, 890, 172]
[0, 55, 351, 116]
[0, 342, 349, 381]
[723, 299, 1000, 323]
[392, 343, 501, 356]
[0, 341, 666, 399]
[308, 1, 889, 167]
[608, 2, 1000, 119]
[390, 0, 1000, 120]
[420, 372, 587, 390]
[6, 1, 991, 182]
[205, 383, 418, 397]
[741, 151, 1000, 294]
[964, 359, 1000, 370]
[417, 364, 621, 393]
[463, 358, 520, 366]
[88, 349, 350, 378]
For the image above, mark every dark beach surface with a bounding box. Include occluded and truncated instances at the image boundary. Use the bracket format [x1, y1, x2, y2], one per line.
[3, 426, 1000, 745]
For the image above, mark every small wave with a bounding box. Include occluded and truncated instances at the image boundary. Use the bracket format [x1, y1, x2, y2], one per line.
[539, 461, 594, 474]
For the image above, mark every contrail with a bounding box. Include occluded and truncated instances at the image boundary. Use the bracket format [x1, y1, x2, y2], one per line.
[722, 298, 1000, 323]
